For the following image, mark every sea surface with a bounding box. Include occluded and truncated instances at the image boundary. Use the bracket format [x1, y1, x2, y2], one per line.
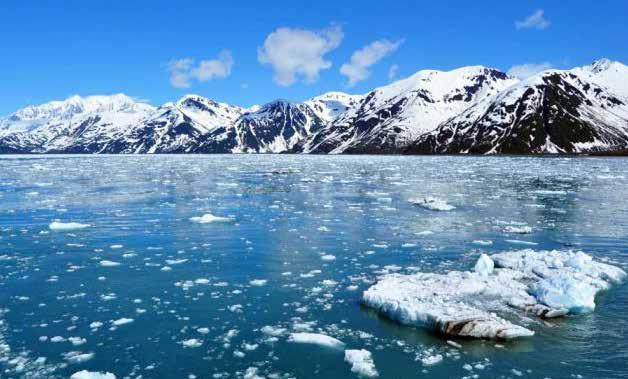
[0, 155, 627, 378]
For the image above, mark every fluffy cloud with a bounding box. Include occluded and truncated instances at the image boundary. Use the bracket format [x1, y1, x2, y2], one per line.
[340, 39, 403, 86]
[515, 10, 550, 30]
[388, 64, 400, 81]
[258, 25, 343, 86]
[507, 62, 553, 79]
[168, 50, 234, 88]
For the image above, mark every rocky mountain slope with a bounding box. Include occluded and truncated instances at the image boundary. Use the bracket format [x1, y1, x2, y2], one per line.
[1, 59, 626, 155]
[407, 59, 628, 154]
[303, 66, 518, 153]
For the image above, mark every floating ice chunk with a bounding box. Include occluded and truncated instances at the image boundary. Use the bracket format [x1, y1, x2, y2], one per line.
[363, 271, 534, 340]
[420, 354, 443, 366]
[189, 213, 234, 224]
[363, 249, 625, 340]
[503, 225, 532, 234]
[99, 260, 121, 267]
[243, 367, 264, 379]
[181, 339, 203, 348]
[287, 333, 345, 349]
[474, 254, 494, 277]
[529, 273, 597, 314]
[408, 197, 455, 211]
[493, 249, 626, 314]
[249, 279, 267, 286]
[49, 221, 91, 231]
[197, 327, 210, 334]
[71, 370, 116, 379]
[472, 240, 493, 246]
[63, 351, 95, 364]
[321, 254, 336, 261]
[261, 325, 286, 336]
[68, 337, 87, 346]
[344, 349, 379, 378]
[111, 318, 134, 326]
[89, 321, 103, 329]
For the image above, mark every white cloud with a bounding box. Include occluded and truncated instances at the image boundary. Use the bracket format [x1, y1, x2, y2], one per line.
[340, 39, 403, 86]
[507, 62, 553, 79]
[388, 64, 400, 81]
[515, 10, 550, 30]
[168, 50, 234, 88]
[258, 25, 343, 86]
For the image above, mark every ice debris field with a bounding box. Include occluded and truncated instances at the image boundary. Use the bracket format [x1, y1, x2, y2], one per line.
[0, 155, 627, 378]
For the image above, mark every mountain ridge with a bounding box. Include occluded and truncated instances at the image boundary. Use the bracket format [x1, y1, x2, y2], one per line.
[2, 59, 627, 155]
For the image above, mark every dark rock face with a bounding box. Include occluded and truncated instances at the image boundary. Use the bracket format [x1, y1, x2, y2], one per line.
[407, 73, 628, 155]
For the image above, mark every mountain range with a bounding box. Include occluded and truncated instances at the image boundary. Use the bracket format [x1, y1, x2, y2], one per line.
[2, 59, 627, 155]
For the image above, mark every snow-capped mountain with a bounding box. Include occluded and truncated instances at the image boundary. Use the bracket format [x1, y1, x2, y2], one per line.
[304, 92, 363, 124]
[302, 66, 519, 153]
[407, 60, 628, 154]
[1, 59, 627, 155]
[0, 94, 154, 153]
[102, 95, 245, 153]
[193, 100, 327, 153]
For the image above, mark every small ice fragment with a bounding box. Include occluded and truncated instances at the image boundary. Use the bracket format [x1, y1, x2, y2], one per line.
[99, 260, 121, 267]
[261, 325, 286, 336]
[287, 333, 345, 349]
[421, 354, 443, 366]
[189, 214, 233, 224]
[472, 240, 493, 246]
[63, 351, 95, 363]
[408, 197, 455, 211]
[243, 367, 264, 379]
[503, 225, 532, 234]
[71, 370, 116, 379]
[181, 339, 203, 348]
[344, 349, 379, 377]
[68, 337, 87, 346]
[49, 221, 91, 231]
[474, 254, 494, 277]
[111, 318, 134, 326]
[249, 279, 267, 286]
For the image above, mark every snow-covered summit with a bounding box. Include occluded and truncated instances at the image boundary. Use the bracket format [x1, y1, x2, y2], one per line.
[8, 94, 153, 122]
[304, 65, 518, 153]
[305, 91, 363, 124]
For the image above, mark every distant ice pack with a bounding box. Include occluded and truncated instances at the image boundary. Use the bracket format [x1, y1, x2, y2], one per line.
[363, 249, 625, 339]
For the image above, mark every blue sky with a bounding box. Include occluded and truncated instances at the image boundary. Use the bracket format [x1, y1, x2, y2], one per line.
[1, 0, 627, 114]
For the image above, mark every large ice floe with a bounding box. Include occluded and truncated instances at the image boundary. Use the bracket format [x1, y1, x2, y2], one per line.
[363, 250, 625, 340]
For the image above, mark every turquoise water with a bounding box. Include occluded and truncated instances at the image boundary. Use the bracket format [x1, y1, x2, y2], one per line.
[1, 155, 627, 378]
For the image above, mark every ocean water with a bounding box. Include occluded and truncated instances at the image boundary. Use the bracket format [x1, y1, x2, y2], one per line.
[0, 155, 627, 378]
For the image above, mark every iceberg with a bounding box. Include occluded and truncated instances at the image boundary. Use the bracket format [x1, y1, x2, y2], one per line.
[362, 250, 625, 340]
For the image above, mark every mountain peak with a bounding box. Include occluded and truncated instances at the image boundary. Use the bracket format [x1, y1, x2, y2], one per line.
[9, 93, 151, 122]
[582, 58, 627, 74]
[589, 58, 613, 73]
